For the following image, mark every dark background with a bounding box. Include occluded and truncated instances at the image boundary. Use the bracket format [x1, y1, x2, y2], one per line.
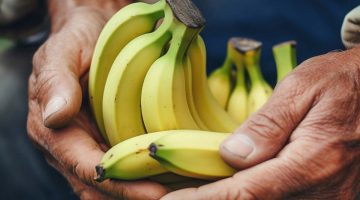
[0, 0, 359, 199]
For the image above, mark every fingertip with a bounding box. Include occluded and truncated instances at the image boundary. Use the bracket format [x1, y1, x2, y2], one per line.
[220, 133, 256, 169]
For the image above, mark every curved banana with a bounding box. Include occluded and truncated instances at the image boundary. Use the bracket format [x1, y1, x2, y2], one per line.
[149, 130, 236, 180]
[238, 38, 272, 115]
[183, 56, 209, 130]
[102, 4, 174, 146]
[272, 41, 297, 83]
[141, 13, 205, 133]
[95, 131, 168, 181]
[226, 38, 248, 124]
[207, 54, 233, 109]
[188, 36, 238, 132]
[89, 0, 166, 142]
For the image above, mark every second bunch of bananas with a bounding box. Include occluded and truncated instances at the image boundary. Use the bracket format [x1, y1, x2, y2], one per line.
[208, 38, 297, 124]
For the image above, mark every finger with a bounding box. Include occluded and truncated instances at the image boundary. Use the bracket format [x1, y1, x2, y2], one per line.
[220, 68, 319, 169]
[27, 101, 168, 200]
[163, 133, 356, 200]
[341, 5, 360, 49]
[46, 156, 117, 200]
[31, 10, 104, 128]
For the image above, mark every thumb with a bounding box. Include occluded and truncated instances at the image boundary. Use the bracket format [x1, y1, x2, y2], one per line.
[31, 32, 89, 128]
[220, 76, 315, 169]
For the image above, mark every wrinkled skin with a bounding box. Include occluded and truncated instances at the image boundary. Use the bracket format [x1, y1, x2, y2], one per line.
[163, 48, 360, 200]
[27, 0, 360, 199]
[27, 1, 168, 199]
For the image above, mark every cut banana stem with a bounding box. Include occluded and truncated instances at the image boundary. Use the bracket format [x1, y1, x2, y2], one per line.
[89, 0, 166, 143]
[189, 36, 238, 132]
[272, 41, 297, 83]
[141, 2, 205, 132]
[149, 130, 236, 180]
[102, 4, 174, 146]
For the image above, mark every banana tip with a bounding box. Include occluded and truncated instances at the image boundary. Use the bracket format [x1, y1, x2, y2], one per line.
[148, 143, 158, 157]
[94, 165, 105, 182]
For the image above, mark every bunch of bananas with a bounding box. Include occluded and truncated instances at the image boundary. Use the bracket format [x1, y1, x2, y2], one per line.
[89, 0, 240, 186]
[208, 38, 297, 123]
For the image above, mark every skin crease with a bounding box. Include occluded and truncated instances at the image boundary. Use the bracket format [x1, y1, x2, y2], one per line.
[28, 0, 168, 199]
[27, 0, 360, 199]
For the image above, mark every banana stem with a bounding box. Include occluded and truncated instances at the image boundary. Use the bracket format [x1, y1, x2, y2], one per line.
[221, 54, 233, 73]
[235, 66, 246, 87]
[273, 41, 297, 83]
[245, 51, 264, 85]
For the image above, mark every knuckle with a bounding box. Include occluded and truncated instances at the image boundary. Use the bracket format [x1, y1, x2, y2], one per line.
[246, 112, 287, 140]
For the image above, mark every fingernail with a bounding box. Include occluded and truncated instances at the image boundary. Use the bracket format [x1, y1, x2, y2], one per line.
[43, 97, 67, 121]
[222, 134, 255, 159]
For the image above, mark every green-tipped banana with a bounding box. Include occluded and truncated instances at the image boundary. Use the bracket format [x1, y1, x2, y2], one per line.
[149, 130, 236, 180]
[141, 4, 206, 132]
[95, 131, 169, 181]
[188, 36, 238, 132]
[89, 1, 166, 143]
[207, 49, 233, 109]
[237, 38, 272, 115]
[102, 4, 175, 146]
[272, 41, 297, 83]
[226, 38, 248, 124]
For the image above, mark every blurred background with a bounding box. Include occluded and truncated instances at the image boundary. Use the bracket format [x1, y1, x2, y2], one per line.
[0, 0, 358, 199]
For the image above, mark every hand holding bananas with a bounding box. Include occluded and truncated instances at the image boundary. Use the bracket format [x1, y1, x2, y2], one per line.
[28, 0, 169, 199]
[162, 44, 360, 200]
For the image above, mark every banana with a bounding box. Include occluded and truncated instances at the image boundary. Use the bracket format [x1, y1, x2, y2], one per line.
[238, 38, 272, 115]
[207, 48, 233, 109]
[102, 4, 174, 146]
[89, 0, 166, 142]
[141, 5, 206, 133]
[272, 41, 297, 83]
[183, 57, 209, 130]
[188, 36, 238, 132]
[226, 38, 248, 124]
[149, 130, 236, 180]
[95, 131, 168, 181]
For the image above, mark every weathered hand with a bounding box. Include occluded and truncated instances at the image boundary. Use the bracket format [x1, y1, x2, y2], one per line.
[27, 2, 167, 199]
[163, 47, 360, 200]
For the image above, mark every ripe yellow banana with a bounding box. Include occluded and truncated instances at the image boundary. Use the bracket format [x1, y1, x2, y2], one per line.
[149, 130, 236, 180]
[95, 131, 168, 181]
[239, 38, 272, 115]
[207, 45, 233, 109]
[188, 37, 238, 132]
[272, 41, 297, 83]
[183, 57, 209, 130]
[226, 38, 248, 124]
[141, 9, 205, 132]
[89, 0, 165, 142]
[102, 4, 174, 146]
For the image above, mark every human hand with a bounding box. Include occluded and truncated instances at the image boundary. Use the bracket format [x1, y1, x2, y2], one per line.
[162, 47, 360, 199]
[27, 1, 167, 199]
